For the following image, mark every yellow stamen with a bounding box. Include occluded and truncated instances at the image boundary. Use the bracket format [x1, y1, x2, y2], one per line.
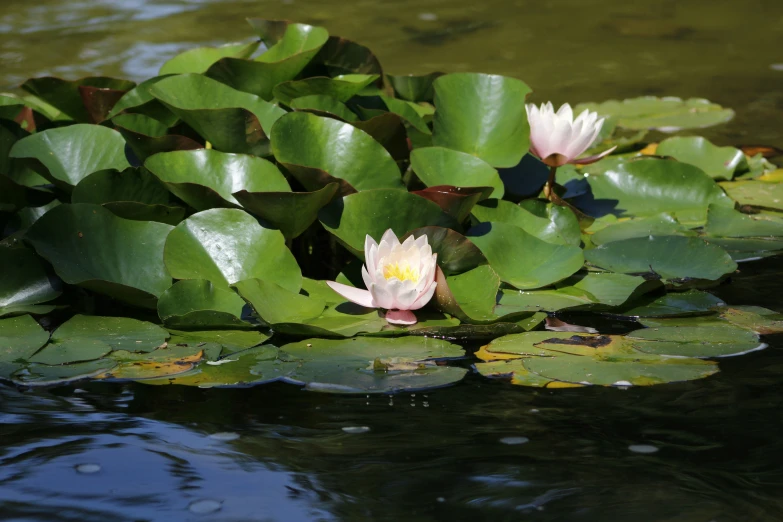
[383, 262, 419, 282]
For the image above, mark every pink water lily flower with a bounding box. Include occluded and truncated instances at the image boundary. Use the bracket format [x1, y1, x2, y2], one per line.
[327, 229, 438, 326]
[526, 102, 616, 167]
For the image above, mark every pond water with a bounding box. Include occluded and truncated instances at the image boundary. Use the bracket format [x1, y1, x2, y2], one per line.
[2, 0, 783, 520]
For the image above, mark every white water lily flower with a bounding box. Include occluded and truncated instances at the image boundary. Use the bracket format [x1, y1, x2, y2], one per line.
[526, 102, 616, 167]
[327, 229, 438, 326]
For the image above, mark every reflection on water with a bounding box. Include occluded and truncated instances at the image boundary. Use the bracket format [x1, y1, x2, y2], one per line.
[1, 0, 783, 145]
[2, 258, 783, 521]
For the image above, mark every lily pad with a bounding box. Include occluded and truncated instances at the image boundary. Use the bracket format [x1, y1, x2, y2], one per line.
[145, 149, 290, 210]
[388, 72, 442, 102]
[703, 237, 783, 262]
[28, 338, 112, 365]
[11, 359, 118, 387]
[319, 189, 458, 255]
[21, 76, 136, 123]
[403, 227, 487, 276]
[207, 23, 329, 100]
[233, 183, 339, 240]
[159, 41, 260, 75]
[704, 204, 783, 237]
[273, 74, 379, 104]
[0, 247, 61, 318]
[0, 315, 50, 365]
[271, 111, 404, 192]
[100, 344, 205, 380]
[590, 213, 689, 245]
[289, 95, 358, 122]
[26, 203, 174, 308]
[410, 146, 503, 198]
[149, 74, 286, 156]
[9, 124, 130, 189]
[168, 329, 270, 355]
[412, 186, 492, 223]
[575, 158, 734, 222]
[656, 136, 744, 180]
[107, 76, 179, 125]
[435, 265, 500, 322]
[475, 331, 719, 387]
[113, 113, 202, 162]
[466, 222, 584, 289]
[280, 336, 467, 393]
[585, 235, 737, 282]
[719, 180, 783, 211]
[616, 289, 725, 318]
[628, 325, 764, 358]
[51, 315, 169, 353]
[157, 279, 251, 329]
[471, 199, 580, 246]
[164, 208, 301, 291]
[574, 97, 734, 132]
[432, 73, 531, 168]
[142, 344, 292, 388]
[233, 278, 326, 326]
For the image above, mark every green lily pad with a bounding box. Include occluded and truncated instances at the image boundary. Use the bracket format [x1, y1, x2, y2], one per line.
[471, 199, 580, 246]
[168, 329, 270, 355]
[207, 23, 329, 100]
[51, 315, 169, 353]
[576, 158, 734, 222]
[704, 237, 783, 261]
[289, 95, 358, 122]
[142, 344, 293, 387]
[590, 213, 689, 245]
[107, 76, 179, 125]
[21, 76, 136, 123]
[9, 124, 130, 189]
[164, 208, 301, 291]
[0, 247, 61, 318]
[28, 338, 112, 365]
[715, 305, 783, 334]
[271, 111, 404, 192]
[656, 136, 744, 180]
[412, 186, 492, 223]
[704, 204, 783, 237]
[26, 203, 174, 308]
[616, 289, 725, 317]
[495, 272, 647, 314]
[279, 336, 466, 393]
[410, 146, 503, 198]
[233, 278, 326, 326]
[0, 315, 50, 365]
[719, 180, 783, 211]
[101, 344, 205, 380]
[574, 97, 734, 132]
[149, 74, 286, 156]
[432, 73, 531, 168]
[157, 279, 251, 329]
[306, 35, 383, 76]
[584, 235, 737, 282]
[273, 74, 379, 104]
[403, 226, 487, 276]
[160, 41, 260, 75]
[113, 113, 202, 162]
[233, 183, 339, 240]
[435, 265, 500, 322]
[475, 331, 719, 387]
[318, 189, 458, 255]
[11, 359, 118, 387]
[145, 149, 290, 210]
[628, 325, 763, 358]
[378, 96, 432, 136]
[466, 222, 584, 290]
[388, 72, 442, 102]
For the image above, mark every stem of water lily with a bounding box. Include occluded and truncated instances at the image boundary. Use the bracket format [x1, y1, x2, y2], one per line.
[545, 166, 558, 201]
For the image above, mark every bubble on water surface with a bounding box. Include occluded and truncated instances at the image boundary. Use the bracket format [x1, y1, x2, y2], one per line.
[208, 432, 239, 441]
[75, 463, 101, 474]
[628, 444, 659, 454]
[188, 499, 222, 514]
[499, 436, 529, 445]
[342, 426, 371, 434]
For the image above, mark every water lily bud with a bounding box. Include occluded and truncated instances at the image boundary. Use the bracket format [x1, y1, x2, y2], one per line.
[526, 102, 616, 167]
[327, 229, 438, 326]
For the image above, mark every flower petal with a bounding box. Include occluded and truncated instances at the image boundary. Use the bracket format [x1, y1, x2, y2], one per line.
[326, 281, 375, 308]
[385, 309, 418, 326]
[409, 281, 437, 310]
[571, 145, 618, 165]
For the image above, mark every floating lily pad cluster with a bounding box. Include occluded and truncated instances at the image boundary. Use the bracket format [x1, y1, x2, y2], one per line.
[1, 18, 781, 391]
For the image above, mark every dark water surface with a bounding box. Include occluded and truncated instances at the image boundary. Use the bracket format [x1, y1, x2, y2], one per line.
[3, 1, 783, 520]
